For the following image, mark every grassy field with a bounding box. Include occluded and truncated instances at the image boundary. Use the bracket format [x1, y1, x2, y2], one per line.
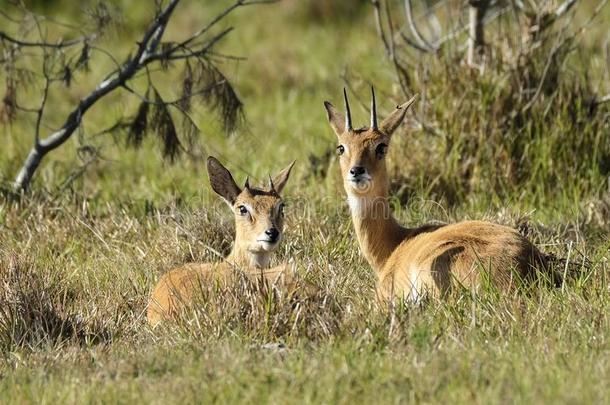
[1, 0, 610, 403]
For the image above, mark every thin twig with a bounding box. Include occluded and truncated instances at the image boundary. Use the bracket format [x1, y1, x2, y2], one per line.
[207, 51, 247, 61]
[399, 32, 434, 53]
[0, 31, 92, 48]
[122, 80, 226, 106]
[144, 27, 234, 63]
[89, 45, 122, 71]
[404, 0, 435, 52]
[170, 0, 277, 55]
[385, 0, 398, 60]
[54, 147, 101, 197]
[372, 0, 391, 57]
[34, 76, 50, 147]
[433, 4, 511, 50]
[10, 0, 271, 191]
[523, 1, 580, 111]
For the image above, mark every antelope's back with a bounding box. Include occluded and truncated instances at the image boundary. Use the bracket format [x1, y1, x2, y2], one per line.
[147, 262, 231, 326]
[146, 262, 312, 326]
[378, 220, 545, 300]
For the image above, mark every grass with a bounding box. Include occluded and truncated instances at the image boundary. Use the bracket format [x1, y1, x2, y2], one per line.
[1, 0, 610, 403]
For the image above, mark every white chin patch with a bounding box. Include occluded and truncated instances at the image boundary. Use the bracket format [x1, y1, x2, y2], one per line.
[254, 240, 280, 252]
[347, 195, 368, 216]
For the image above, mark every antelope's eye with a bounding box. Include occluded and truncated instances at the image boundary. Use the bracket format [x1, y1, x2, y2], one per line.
[336, 145, 345, 156]
[237, 205, 248, 216]
[375, 143, 388, 158]
[278, 202, 285, 216]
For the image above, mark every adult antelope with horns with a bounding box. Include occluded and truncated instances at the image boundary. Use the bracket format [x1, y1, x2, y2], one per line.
[324, 88, 554, 302]
[147, 156, 298, 326]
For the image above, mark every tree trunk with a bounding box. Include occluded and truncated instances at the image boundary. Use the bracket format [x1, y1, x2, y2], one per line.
[467, 0, 490, 68]
[13, 147, 45, 192]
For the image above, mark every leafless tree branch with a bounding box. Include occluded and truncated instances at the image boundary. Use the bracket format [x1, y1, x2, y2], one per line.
[404, 0, 436, 52]
[144, 27, 234, 63]
[372, 0, 412, 94]
[466, 0, 491, 69]
[10, 0, 261, 192]
[0, 31, 93, 49]
[372, 0, 392, 57]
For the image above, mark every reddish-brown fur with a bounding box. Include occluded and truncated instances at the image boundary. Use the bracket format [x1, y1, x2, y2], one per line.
[147, 262, 295, 326]
[147, 157, 296, 326]
[324, 91, 548, 302]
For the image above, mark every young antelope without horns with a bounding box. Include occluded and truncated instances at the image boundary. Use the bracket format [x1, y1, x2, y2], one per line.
[147, 156, 297, 326]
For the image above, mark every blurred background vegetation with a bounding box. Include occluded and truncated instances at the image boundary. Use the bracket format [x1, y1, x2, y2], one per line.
[1, 0, 609, 223]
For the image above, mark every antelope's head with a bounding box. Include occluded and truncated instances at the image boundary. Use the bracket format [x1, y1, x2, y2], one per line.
[324, 88, 417, 199]
[207, 157, 295, 255]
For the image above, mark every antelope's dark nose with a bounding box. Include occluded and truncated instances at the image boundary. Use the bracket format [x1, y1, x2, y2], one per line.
[350, 166, 366, 177]
[265, 228, 279, 242]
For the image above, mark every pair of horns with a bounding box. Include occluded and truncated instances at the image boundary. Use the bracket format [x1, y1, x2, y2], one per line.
[243, 176, 277, 192]
[343, 86, 378, 131]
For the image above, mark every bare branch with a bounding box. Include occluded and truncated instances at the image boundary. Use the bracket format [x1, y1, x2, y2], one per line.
[167, 0, 277, 56]
[466, 0, 491, 69]
[404, 0, 436, 52]
[207, 51, 247, 62]
[385, 0, 397, 60]
[122, 80, 225, 107]
[144, 27, 234, 63]
[11, 0, 267, 192]
[372, 0, 412, 95]
[12, 0, 182, 191]
[522, 16, 574, 111]
[372, 0, 391, 57]
[89, 45, 122, 71]
[36, 0, 180, 152]
[399, 32, 434, 53]
[431, 4, 510, 50]
[0, 30, 92, 49]
[34, 75, 50, 147]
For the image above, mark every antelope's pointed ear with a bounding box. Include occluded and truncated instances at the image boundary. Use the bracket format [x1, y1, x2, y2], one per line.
[380, 94, 418, 136]
[272, 160, 296, 194]
[207, 156, 241, 205]
[323, 101, 345, 137]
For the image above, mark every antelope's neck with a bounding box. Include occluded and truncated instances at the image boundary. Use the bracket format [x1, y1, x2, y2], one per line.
[227, 245, 271, 270]
[348, 194, 408, 272]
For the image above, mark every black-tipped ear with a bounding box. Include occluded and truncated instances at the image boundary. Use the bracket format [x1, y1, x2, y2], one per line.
[324, 101, 345, 137]
[272, 160, 296, 194]
[379, 94, 418, 136]
[207, 156, 241, 205]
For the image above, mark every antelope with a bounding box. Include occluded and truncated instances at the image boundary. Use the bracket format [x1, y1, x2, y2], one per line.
[323, 88, 551, 303]
[147, 156, 296, 326]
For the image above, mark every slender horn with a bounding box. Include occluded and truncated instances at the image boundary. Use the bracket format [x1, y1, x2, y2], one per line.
[244, 176, 250, 189]
[370, 86, 378, 130]
[268, 174, 275, 191]
[343, 87, 353, 131]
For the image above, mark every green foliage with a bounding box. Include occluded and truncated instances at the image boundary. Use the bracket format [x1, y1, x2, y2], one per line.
[363, 0, 610, 209]
[388, 47, 610, 207]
